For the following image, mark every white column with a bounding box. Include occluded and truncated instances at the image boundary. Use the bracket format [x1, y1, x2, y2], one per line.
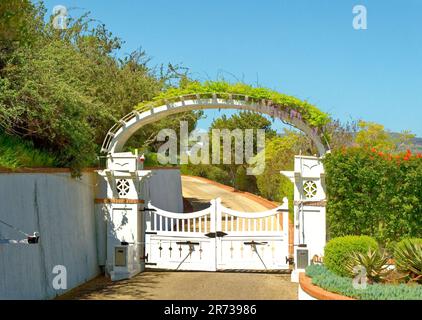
[97, 151, 151, 281]
[281, 155, 326, 282]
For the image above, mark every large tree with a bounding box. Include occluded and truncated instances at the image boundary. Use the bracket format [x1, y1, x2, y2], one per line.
[209, 111, 276, 190]
[255, 130, 308, 202]
[354, 121, 414, 152]
[0, 1, 198, 171]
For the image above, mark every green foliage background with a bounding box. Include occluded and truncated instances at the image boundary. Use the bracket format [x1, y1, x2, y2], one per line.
[0, 1, 198, 172]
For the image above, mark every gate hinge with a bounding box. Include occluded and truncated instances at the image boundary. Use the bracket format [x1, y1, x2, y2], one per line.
[286, 256, 294, 265]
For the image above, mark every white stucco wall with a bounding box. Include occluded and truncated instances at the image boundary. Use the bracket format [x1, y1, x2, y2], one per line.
[0, 171, 100, 299]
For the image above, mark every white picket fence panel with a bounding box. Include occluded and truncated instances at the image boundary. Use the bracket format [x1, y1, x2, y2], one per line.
[144, 198, 289, 271]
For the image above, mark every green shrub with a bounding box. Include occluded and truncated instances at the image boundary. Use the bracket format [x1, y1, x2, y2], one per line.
[324, 236, 378, 277]
[142, 152, 173, 168]
[0, 131, 58, 168]
[305, 264, 422, 300]
[0, 5, 179, 172]
[394, 238, 422, 283]
[180, 163, 231, 185]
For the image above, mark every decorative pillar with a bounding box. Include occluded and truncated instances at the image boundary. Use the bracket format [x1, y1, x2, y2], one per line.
[95, 151, 151, 281]
[281, 155, 326, 282]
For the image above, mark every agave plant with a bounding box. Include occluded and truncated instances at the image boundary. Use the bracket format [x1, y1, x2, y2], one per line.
[345, 248, 392, 284]
[394, 240, 422, 284]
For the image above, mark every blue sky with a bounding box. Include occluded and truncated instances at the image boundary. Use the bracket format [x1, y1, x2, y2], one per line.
[40, 0, 422, 136]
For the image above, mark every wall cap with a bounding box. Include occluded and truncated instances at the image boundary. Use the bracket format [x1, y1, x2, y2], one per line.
[0, 167, 97, 174]
[94, 198, 145, 204]
[144, 166, 181, 170]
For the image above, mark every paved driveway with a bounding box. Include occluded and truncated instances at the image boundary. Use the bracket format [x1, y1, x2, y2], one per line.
[182, 176, 274, 212]
[58, 271, 297, 300]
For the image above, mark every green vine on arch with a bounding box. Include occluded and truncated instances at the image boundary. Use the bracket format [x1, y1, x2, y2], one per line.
[134, 80, 330, 129]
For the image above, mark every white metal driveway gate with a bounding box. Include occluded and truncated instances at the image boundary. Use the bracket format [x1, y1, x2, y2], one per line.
[144, 198, 289, 271]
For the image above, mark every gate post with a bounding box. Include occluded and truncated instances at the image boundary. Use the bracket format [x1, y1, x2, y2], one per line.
[281, 197, 289, 240]
[211, 198, 218, 271]
[96, 151, 152, 281]
[281, 155, 326, 282]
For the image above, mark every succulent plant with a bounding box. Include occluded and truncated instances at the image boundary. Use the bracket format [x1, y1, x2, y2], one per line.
[345, 248, 392, 284]
[394, 240, 422, 284]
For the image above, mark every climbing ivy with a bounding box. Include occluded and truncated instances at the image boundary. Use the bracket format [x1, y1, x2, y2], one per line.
[135, 80, 330, 129]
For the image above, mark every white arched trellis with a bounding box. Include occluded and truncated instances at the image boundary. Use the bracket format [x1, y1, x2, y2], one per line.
[101, 93, 328, 156]
[97, 92, 328, 282]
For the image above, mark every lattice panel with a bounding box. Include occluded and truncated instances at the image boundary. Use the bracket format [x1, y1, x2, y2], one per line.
[303, 180, 317, 199]
[116, 179, 130, 197]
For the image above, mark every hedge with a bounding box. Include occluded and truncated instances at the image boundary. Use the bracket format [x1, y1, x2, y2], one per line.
[323, 147, 422, 244]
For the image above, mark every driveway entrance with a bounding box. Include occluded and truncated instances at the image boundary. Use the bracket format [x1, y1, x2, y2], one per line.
[58, 271, 298, 300]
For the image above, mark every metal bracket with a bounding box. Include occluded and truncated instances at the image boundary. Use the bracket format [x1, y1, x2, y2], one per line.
[243, 240, 268, 270]
[176, 241, 199, 270]
[244, 240, 268, 246]
[139, 207, 157, 212]
[176, 241, 200, 246]
[27, 235, 40, 244]
[205, 231, 228, 238]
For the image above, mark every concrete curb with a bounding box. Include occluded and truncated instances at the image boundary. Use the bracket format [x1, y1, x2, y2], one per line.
[299, 273, 355, 300]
